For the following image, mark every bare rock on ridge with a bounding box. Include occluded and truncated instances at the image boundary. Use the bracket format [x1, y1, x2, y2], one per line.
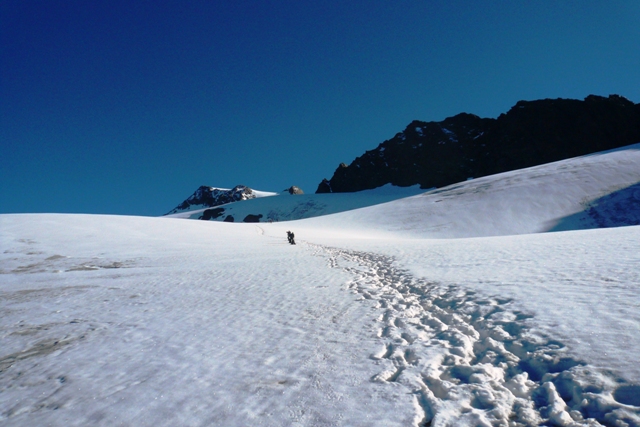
[285, 186, 304, 195]
[316, 95, 640, 193]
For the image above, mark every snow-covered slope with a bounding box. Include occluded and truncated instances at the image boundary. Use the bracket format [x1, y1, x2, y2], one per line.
[290, 143, 640, 239]
[165, 184, 426, 222]
[167, 144, 640, 231]
[1, 144, 640, 426]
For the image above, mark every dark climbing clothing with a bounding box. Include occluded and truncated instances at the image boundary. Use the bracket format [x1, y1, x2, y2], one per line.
[287, 231, 296, 245]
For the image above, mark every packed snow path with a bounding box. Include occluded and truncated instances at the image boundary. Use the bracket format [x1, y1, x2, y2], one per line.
[312, 244, 640, 427]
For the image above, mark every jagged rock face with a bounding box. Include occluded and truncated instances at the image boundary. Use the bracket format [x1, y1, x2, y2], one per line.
[316, 95, 640, 193]
[165, 185, 256, 215]
[316, 179, 331, 193]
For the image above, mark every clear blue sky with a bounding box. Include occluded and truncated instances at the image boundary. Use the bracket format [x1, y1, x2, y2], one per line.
[2, 1, 639, 216]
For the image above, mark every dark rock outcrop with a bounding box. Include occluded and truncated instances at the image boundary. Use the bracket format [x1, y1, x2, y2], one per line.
[316, 95, 640, 193]
[165, 185, 256, 215]
[243, 214, 263, 223]
[316, 179, 332, 193]
[199, 207, 225, 220]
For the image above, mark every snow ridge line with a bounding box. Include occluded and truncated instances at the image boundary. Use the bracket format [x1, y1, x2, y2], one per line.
[310, 244, 640, 427]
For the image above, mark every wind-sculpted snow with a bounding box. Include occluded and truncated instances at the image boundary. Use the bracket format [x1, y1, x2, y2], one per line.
[313, 244, 640, 427]
[0, 215, 421, 426]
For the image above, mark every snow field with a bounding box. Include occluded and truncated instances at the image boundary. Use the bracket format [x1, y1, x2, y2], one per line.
[2, 213, 640, 426]
[308, 242, 640, 426]
[1, 215, 420, 426]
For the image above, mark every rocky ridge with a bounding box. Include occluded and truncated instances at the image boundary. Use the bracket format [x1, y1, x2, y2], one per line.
[317, 95, 640, 193]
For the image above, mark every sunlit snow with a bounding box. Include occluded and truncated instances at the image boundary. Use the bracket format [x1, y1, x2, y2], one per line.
[1, 145, 639, 426]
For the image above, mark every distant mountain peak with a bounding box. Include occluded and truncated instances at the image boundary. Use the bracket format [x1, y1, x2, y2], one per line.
[165, 185, 256, 215]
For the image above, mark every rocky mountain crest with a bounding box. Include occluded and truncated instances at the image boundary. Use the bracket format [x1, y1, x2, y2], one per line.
[317, 95, 640, 193]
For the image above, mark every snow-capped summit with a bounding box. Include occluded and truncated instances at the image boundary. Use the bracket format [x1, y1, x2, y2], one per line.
[164, 185, 276, 215]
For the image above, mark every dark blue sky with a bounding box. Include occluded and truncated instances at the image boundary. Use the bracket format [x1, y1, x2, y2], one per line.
[2, 1, 639, 216]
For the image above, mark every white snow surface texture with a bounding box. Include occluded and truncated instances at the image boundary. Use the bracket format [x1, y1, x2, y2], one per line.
[1, 145, 640, 426]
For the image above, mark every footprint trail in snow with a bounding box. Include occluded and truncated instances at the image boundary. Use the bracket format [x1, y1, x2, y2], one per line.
[311, 244, 640, 427]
